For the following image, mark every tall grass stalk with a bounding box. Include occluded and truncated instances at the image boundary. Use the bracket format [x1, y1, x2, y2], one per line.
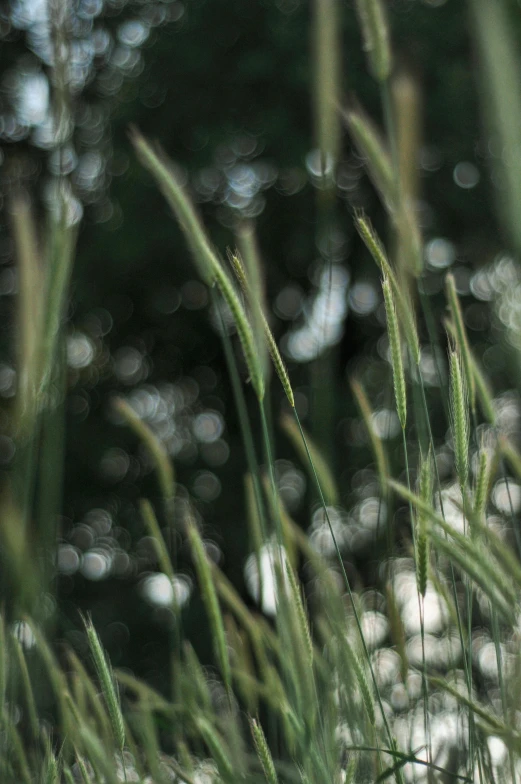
[353, 0, 391, 83]
[291, 408, 399, 767]
[312, 0, 341, 175]
[114, 398, 175, 510]
[185, 516, 232, 697]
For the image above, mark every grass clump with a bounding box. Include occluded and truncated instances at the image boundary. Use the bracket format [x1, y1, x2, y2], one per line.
[6, 2, 521, 783]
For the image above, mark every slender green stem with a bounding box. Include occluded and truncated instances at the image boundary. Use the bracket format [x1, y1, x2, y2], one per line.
[293, 408, 400, 773]
[415, 355, 476, 777]
[401, 426, 431, 767]
[418, 287, 450, 422]
[213, 288, 268, 539]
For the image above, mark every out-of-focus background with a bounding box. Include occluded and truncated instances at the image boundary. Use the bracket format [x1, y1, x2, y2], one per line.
[0, 0, 516, 688]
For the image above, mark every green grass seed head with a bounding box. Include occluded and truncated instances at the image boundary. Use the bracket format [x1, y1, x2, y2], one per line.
[416, 449, 433, 597]
[382, 275, 407, 430]
[354, 212, 420, 364]
[229, 246, 293, 406]
[250, 718, 279, 784]
[228, 247, 248, 293]
[213, 260, 266, 401]
[449, 347, 470, 490]
[264, 321, 294, 407]
[343, 107, 396, 209]
[129, 128, 216, 286]
[284, 560, 313, 670]
[343, 641, 375, 726]
[131, 130, 265, 400]
[446, 273, 476, 414]
[83, 616, 125, 751]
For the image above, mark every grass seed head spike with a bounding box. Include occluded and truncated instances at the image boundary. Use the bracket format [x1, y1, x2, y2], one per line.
[250, 718, 279, 784]
[382, 275, 407, 430]
[354, 210, 389, 272]
[284, 560, 314, 669]
[186, 515, 232, 695]
[389, 479, 516, 619]
[354, 212, 420, 364]
[227, 247, 248, 293]
[342, 104, 397, 210]
[229, 245, 293, 406]
[449, 347, 470, 490]
[238, 226, 270, 374]
[446, 274, 476, 414]
[341, 640, 375, 726]
[229, 241, 294, 405]
[213, 258, 265, 401]
[354, 0, 392, 82]
[416, 448, 433, 597]
[129, 127, 215, 286]
[131, 129, 265, 399]
[263, 317, 294, 407]
[230, 235, 269, 383]
[83, 615, 126, 751]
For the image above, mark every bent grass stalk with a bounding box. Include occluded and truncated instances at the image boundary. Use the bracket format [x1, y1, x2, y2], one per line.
[280, 411, 338, 506]
[131, 130, 264, 401]
[186, 516, 232, 696]
[114, 398, 175, 508]
[291, 407, 399, 771]
[381, 268, 434, 768]
[342, 106, 397, 210]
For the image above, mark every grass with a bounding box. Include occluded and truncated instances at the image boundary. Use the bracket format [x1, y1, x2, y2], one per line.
[4, 0, 521, 782]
